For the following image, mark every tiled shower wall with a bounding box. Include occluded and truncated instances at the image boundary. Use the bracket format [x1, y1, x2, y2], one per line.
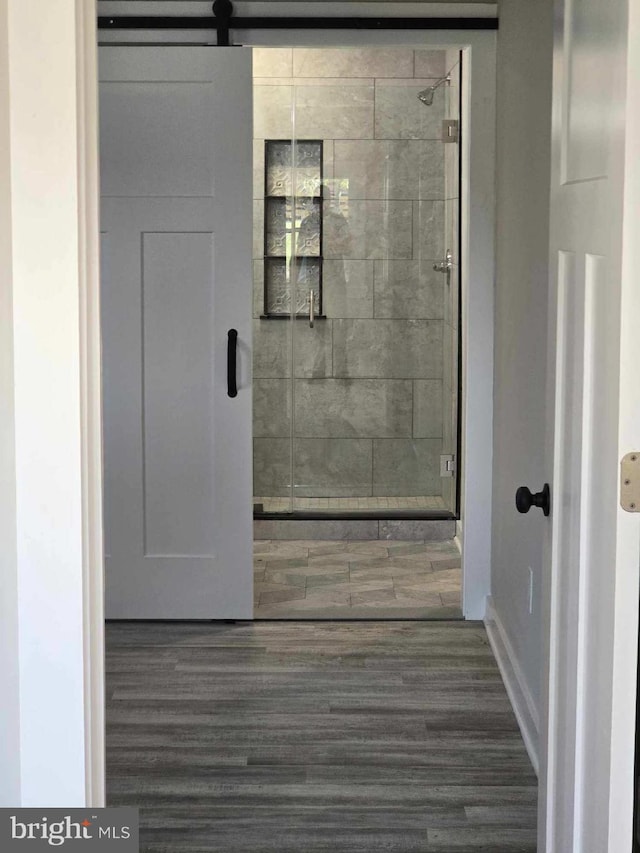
[252, 48, 459, 502]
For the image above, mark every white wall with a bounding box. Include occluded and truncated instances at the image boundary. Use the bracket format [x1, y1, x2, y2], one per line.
[0, 0, 104, 807]
[0, 0, 21, 806]
[489, 0, 554, 762]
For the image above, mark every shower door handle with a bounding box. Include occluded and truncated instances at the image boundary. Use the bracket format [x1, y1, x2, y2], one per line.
[309, 289, 315, 328]
[227, 328, 238, 398]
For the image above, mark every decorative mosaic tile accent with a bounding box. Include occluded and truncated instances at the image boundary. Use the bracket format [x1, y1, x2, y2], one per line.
[265, 258, 320, 315]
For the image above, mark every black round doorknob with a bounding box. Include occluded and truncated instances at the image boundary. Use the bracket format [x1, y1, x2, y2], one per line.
[515, 483, 550, 517]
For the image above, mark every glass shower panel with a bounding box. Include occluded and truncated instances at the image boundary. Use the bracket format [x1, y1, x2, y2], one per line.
[441, 53, 462, 515]
[290, 59, 456, 513]
[252, 70, 296, 514]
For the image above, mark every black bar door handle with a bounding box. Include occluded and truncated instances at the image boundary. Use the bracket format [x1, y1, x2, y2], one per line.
[227, 329, 238, 398]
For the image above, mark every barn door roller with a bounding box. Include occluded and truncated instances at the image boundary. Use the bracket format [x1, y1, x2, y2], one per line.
[213, 0, 234, 46]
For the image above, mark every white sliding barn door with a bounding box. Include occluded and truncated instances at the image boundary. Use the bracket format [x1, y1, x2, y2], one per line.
[540, 0, 640, 850]
[99, 47, 253, 619]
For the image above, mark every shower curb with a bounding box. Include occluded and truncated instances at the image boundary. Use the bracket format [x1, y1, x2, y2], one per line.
[254, 518, 456, 541]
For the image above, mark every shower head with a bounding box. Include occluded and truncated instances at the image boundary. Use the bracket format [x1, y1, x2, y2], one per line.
[417, 75, 451, 107]
[417, 88, 435, 106]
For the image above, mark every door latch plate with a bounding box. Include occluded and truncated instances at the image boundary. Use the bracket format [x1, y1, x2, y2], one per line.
[620, 453, 640, 512]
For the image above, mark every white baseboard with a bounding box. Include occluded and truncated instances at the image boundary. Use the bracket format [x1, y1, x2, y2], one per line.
[484, 596, 539, 775]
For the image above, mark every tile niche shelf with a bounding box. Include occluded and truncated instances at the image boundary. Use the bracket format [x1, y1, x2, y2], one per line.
[262, 139, 325, 319]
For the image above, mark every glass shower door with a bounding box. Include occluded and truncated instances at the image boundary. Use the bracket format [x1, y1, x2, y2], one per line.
[289, 59, 458, 515]
[252, 47, 461, 518]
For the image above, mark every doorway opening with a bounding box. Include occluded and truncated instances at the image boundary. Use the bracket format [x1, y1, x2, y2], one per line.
[251, 47, 463, 619]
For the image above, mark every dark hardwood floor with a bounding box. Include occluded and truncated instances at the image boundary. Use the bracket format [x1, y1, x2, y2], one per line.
[106, 621, 538, 852]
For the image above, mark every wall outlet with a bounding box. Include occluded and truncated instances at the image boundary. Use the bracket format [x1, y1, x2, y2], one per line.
[528, 567, 534, 615]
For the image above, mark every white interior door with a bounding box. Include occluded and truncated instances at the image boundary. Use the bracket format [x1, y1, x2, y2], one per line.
[540, 0, 640, 849]
[99, 47, 253, 619]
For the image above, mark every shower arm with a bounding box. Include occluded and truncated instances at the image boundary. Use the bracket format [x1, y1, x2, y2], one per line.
[432, 75, 451, 93]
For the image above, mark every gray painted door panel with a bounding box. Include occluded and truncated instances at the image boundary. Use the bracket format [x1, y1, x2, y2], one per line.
[100, 47, 253, 618]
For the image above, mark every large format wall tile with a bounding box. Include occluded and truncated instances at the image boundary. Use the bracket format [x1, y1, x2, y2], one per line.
[332, 319, 443, 379]
[254, 85, 293, 140]
[413, 379, 444, 439]
[414, 50, 447, 78]
[253, 261, 264, 318]
[442, 317, 459, 389]
[374, 260, 444, 319]
[254, 319, 333, 379]
[254, 438, 291, 497]
[375, 81, 445, 140]
[444, 142, 459, 201]
[294, 379, 413, 438]
[445, 49, 461, 76]
[293, 48, 414, 79]
[293, 322, 333, 378]
[373, 439, 443, 496]
[253, 139, 265, 200]
[446, 78, 460, 127]
[253, 48, 293, 78]
[294, 85, 374, 140]
[451, 267, 460, 333]
[446, 58, 461, 116]
[323, 260, 374, 318]
[444, 261, 460, 330]
[443, 322, 452, 398]
[333, 140, 444, 200]
[268, 76, 375, 88]
[254, 379, 291, 437]
[445, 197, 459, 263]
[414, 200, 446, 260]
[254, 519, 379, 540]
[252, 50, 454, 504]
[253, 201, 263, 259]
[294, 438, 373, 497]
[253, 320, 291, 378]
[323, 200, 413, 260]
[379, 519, 456, 540]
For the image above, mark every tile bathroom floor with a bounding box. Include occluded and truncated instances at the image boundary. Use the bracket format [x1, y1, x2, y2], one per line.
[254, 539, 462, 619]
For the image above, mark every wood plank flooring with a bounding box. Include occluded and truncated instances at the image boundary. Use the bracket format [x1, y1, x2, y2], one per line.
[254, 540, 462, 619]
[106, 621, 537, 852]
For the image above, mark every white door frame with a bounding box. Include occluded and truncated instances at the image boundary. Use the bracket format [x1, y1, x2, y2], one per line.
[99, 19, 497, 620]
[245, 30, 497, 621]
[5, 2, 639, 834]
[538, 0, 640, 847]
[1, 0, 105, 806]
[1, 8, 495, 805]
